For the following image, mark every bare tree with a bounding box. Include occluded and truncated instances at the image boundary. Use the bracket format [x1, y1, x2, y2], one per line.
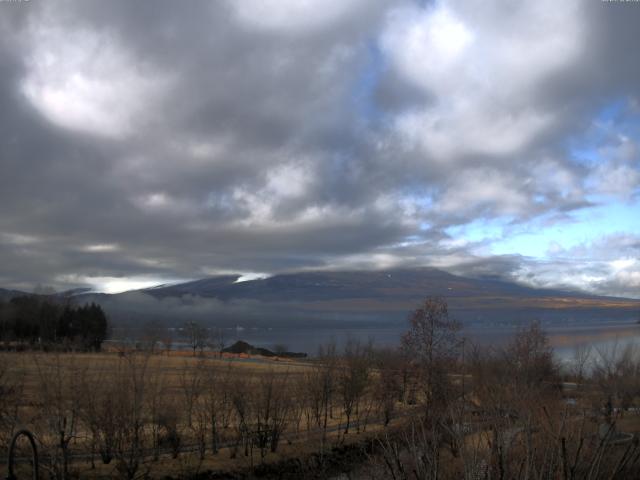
[210, 327, 226, 358]
[338, 339, 371, 434]
[273, 344, 288, 356]
[0, 354, 23, 449]
[229, 374, 251, 459]
[183, 321, 208, 356]
[402, 297, 461, 411]
[290, 373, 307, 435]
[507, 321, 557, 390]
[179, 360, 204, 428]
[315, 341, 338, 451]
[179, 360, 209, 459]
[79, 361, 119, 467]
[34, 354, 85, 479]
[139, 320, 167, 354]
[144, 359, 168, 461]
[592, 341, 640, 417]
[569, 343, 593, 383]
[203, 362, 234, 454]
[113, 353, 151, 480]
[250, 370, 293, 459]
[377, 417, 449, 480]
[160, 328, 173, 354]
[372, 348, 404, 427]
[157, 400, 182, 459]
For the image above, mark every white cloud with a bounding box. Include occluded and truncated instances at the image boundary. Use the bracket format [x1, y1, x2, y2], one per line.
[381, 0, 583, 160]
[597, 164, 640, 199]
[55, 275, 177, 294]
[266, 163, 312, 198]
[381, 5, 473, 94]
[396, 104, 553, 160]
[81, 244, 120, 253]
[228, 0, 366, 33]
[1, 233, 39, 245]
[141, 193, 170, 208]
[510, 235, 640, 298]
[589, 135, 640, 200]
[21, 16, 169, 137]
[437, 168, 528, 217]
[230, 161, 316, 226]
[531, 158, 584, 202]
[610, 258, 637, 272]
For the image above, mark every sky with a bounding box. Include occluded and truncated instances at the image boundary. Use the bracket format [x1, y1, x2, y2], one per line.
[0, 0, 638, 297]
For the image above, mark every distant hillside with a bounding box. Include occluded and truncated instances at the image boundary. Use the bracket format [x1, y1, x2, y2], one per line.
[142, 267, 635, 306]
[143, 268, 568, 301]
[144, 275, 240, 298]
[3, 268, 639, 327]
[0, 287, 93, 301]
[125, 268, 640, 326]
[0, 288, 27, 300]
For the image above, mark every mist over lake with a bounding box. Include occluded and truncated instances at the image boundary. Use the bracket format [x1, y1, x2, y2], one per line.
[164, 318, 640, 363]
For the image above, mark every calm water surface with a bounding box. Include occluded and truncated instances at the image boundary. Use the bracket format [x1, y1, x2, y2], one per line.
[223, 319, 640, 365]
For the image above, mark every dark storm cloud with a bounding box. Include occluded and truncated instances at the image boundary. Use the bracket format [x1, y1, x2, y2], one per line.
[0, 0, 639, 296]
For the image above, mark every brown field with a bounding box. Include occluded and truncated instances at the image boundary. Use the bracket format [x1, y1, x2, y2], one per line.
[0, 349, 412, 479]
[4, 319, 640, 480]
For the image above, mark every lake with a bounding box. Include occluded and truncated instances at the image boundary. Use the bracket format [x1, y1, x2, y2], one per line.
[223, 319, 640, 366]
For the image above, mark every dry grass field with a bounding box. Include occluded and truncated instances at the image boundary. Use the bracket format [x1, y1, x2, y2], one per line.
[3, 315, 640, 479]
[0, 348, 412, 479]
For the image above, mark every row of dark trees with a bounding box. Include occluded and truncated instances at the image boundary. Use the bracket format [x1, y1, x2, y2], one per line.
[0, 295, 109, 350]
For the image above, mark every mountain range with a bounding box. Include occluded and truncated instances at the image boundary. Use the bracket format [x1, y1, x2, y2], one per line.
[4, 268, 638, 328]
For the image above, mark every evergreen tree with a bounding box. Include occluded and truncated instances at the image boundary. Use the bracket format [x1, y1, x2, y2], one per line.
[4, 295, 109, 350]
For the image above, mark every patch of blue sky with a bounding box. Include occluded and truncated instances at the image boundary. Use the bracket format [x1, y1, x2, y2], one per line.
[523, 97, 639, 259]
[489, 197, 640, 258]
[569, 144, 602, 167]
[491, 221, 588, 258]
[351, 40, 387, 127]
[568, 96, 640, 167]
[445, 217, 509, 244]
[598, 97, 627, 125]
[444, 188, 639, 260]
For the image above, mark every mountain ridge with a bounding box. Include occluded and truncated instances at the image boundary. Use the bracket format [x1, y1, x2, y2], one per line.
[138, 267, 635, 303]
[2, 268, 638, 327]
